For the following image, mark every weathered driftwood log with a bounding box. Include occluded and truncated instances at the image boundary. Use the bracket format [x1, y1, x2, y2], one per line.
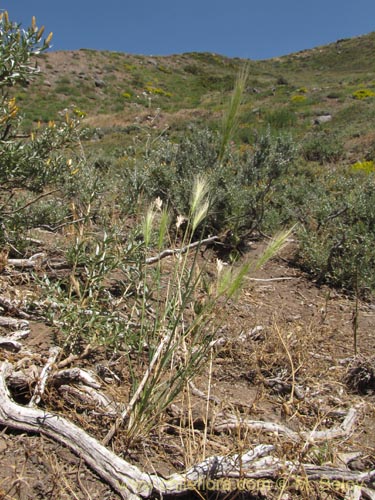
[0, 361, 152, 500]
[263, 376, 305, 400]
[7, 329, 30, 341]
[52, 367, 101, 389]
[0, 336, 22, 352]
[57, 384, 119, 416]
[28, 347, 61, 407]
[0, 362, 374, 499]
[0, 296, 32, 319]
[56, 344, 93, 369]
[0, 315, 29, 329]
[7, 365, 103, 392]
[214, 408, 358, 443]
[7, 252, 47, 269]
[6, 363, 116, 415]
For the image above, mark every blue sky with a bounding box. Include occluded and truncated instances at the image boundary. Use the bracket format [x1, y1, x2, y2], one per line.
[1, 1, 375, 60]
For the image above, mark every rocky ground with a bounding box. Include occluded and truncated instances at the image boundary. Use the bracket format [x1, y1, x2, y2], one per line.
[0, 238, 374, 500]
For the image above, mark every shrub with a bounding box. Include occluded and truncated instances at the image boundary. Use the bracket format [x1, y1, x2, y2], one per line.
[296, 173, 375, 296]
[73, 107, 86, 118]
[291, 94, 307, 103]
[139, 128, 219, 214]
[43, 175, 291, 441]
[157, 64, 171, 74]
[128, 126, 296, 256]
[302, 132, 344, 164]
[219, 131, 296, 243]
[265, 108, 297, 129]
[145, 85, 172, 97]
[183, 64, 201, 75]
[351, 160, 375, 173]
[276, 76, 289, 85]
[198, 73, 235, 91]
[352, 88, 375, 100]
[0, 12, 85, 249]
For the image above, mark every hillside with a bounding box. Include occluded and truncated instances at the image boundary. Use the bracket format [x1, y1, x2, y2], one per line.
[15, 31, 375, 157]
[1, 27, 375, 500]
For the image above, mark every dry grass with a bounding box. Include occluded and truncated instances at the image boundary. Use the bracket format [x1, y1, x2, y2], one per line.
[1, 245, 374, 499]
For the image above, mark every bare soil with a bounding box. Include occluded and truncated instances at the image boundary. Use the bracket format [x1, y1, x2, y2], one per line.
[0, 239, 374, 500]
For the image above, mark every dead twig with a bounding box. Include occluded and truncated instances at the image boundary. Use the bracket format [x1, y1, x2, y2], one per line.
[2, 189, 60, 216]
[57, 344, 93, 369]
[52, 367, 101, 389]
[0, 316, 29, 329]
[7, 252, 47, 269]
[58, 385, 118, 416]
[28, 347, 60, 407]
[145, 235, 219, 265]
[0, 337, 22, 352]
[214, 407, 358, 444]
[0, 296, 32, 319]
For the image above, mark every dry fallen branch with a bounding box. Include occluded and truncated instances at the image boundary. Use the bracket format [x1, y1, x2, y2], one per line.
[58, 385, 119, 416]
[0, 362, 374, 499]
[2, 189, 59, 216]
[6, 365, 104, 393]
[0, 336, 22, 352]
[52, 367, 101, 389]
[6, 329, 30, 341]
[214, 408, 358, 443]
[145, 235, 219, 265]
[188, 380, 221, 404]
[7, 252, 47, 269]
[0, 315, 29, 330]
[0, 296, 32, 319]
[246, 276, 301, 282]
[263, 376, 305, 399]
[6, 364, 118, 415]
[0, 361, 152, 500]
[209, 325, 265, 348]
[57, 344, 93, 369]
[28, 347, 60, 407]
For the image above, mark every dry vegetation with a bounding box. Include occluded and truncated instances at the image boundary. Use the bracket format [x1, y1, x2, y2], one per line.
[1, 11, 375, 500]
[1, 238, 375, 500]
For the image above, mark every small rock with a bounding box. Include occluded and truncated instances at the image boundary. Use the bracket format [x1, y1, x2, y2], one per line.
[314, 114, 332, 125]
[94, 78, 106, 88]
[348, 459, 368, 471]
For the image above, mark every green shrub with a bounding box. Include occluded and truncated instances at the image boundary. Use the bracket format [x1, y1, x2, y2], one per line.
[296, 174, 375, 296]
[198, 73, 235, 91]
[183, 64, 201, 75]
[276, 76, 289, 85]
[140, 128, 219, 214]
[302, 132, 344, 164]
[265, 108, 297, 129]
[0, 12, 85, 249]
[125, 127, 296, 256]
[218, 131, 296, 245]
